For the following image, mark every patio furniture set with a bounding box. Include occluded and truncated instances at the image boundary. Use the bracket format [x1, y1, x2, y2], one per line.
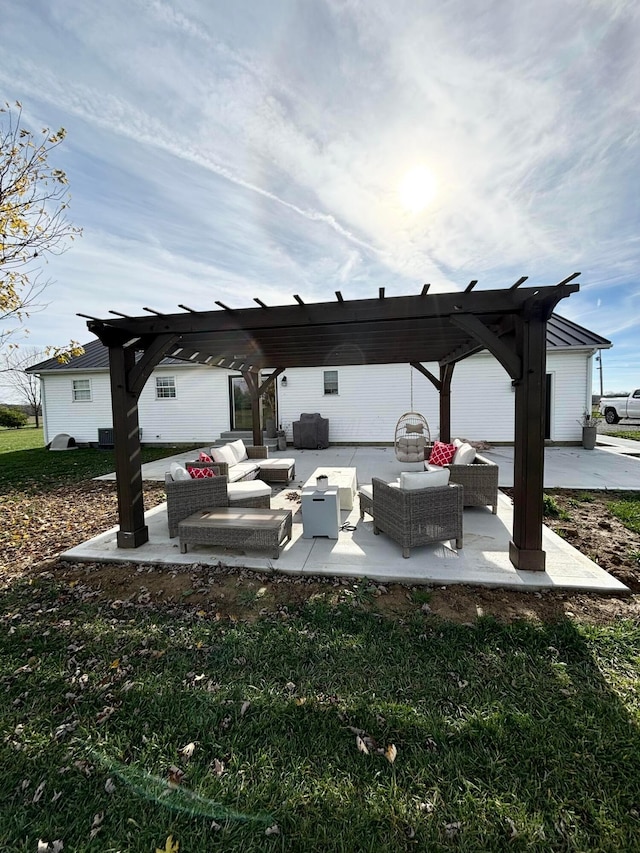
[165, 437, 498, 560]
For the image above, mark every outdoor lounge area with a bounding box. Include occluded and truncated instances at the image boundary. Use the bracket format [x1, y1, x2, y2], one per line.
[66, 443, 634, 593]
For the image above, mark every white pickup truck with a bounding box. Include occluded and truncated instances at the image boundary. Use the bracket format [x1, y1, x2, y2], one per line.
[599, 389, 640, 424]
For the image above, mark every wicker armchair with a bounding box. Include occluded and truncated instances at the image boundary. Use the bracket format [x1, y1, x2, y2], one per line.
[444, 454, 498, 514]
[371, 477, 463, 558]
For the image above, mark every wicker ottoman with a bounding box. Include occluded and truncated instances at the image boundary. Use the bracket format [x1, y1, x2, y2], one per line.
[178, 507, 293, 559]
[258, 458, 296, 484]
[227, 480, 272, 508]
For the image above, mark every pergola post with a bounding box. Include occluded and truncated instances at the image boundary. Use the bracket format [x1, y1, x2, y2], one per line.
[509, 310, 548, 571]
[241, 369, 263, 447]
[109, 344, 148, 548]
[439, 364, 454, 443]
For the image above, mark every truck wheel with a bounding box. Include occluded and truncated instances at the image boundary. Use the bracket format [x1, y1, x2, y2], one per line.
[604, 408, 620, 424]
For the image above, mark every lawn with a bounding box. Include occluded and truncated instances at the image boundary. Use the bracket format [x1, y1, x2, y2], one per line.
[0, 428, 201, 493]
[2, 572, 639, 852]
[1, 430, 640, 851]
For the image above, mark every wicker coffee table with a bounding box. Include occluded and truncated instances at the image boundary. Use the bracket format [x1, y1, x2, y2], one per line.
[178, 507, 292, 559]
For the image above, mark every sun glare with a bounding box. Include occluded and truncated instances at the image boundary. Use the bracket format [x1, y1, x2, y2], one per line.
[398, 165, 437, 213]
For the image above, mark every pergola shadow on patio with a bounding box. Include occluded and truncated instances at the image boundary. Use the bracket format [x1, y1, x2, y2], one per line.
[82, 274, 581, 571]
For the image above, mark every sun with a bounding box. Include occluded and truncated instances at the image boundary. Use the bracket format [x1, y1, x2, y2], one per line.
[398, 165, 438, 213]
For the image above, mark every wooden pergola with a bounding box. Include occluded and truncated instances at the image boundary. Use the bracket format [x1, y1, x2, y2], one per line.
[83, 273, 580, 571]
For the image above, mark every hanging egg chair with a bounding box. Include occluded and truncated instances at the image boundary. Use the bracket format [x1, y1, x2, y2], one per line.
[394, 411, 431, 463]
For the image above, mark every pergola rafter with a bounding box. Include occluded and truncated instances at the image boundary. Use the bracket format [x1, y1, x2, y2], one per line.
[85, 275, 581, 570]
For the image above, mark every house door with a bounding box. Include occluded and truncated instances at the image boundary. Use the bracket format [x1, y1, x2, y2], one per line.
[230, 376, 252, 430]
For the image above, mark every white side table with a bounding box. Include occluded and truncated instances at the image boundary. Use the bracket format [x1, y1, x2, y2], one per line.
[301, 486, 340, 539]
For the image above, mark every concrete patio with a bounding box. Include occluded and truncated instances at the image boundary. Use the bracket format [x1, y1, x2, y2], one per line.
[62, 441, 637, 594]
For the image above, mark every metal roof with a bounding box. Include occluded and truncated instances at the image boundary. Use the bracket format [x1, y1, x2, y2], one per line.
[28, 309, 611, 374]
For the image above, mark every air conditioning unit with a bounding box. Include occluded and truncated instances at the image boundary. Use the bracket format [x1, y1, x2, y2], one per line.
[98, 427, 114, 448]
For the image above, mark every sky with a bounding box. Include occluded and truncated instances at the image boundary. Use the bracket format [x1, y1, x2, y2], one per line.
[0, 0, 638, 397]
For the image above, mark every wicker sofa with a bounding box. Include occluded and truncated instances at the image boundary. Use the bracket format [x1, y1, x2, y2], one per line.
[201, 439, 295, 484]
[369, 476, 463, 558]
[165, 472, 270, 538]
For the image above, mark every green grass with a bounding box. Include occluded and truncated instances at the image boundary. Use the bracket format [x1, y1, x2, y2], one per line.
[1, 577, 639, 852]
[606, 430, 640, 441]
[0, 427, 201, 494]
[607, 493, 640, 535]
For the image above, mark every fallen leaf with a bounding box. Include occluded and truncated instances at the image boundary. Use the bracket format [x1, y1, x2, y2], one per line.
[105, 778, 116, 794]
[445, 821, 461, 838]
[32, 780, 46, 803]
[96, 705, 117, 724]
[240, 700, 250, 717]
[265, 824, 280, 836]
[356, 735, 369, 755]
[179, 741, 196, 760]
[89, 812, 104, 840]
[167, 765, 185, 787]
[384, 744, 398, 764]
[156, 835, 179, 853]
[109, 658, 120, 669]
[38, 841, 63, 853]
[212, 758, 225, 777]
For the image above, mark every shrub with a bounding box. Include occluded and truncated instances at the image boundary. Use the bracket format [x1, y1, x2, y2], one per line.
[0, 406, 29, 428]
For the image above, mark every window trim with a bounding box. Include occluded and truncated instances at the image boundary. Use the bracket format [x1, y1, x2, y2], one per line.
[72, 378, 92, 402]
[155, 375, 177, 399]
[323, 369, 339, 396]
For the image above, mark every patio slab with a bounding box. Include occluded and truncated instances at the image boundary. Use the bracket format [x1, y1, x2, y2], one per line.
[67, 445, 631, 594]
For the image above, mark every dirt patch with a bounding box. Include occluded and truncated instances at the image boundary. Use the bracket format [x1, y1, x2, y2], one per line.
[2, 481, 640, 626]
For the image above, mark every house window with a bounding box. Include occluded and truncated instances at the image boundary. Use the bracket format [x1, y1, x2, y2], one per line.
[323, 370, 338, 395]
[72, 379, 91, 402]
[156, 376, 176, 399]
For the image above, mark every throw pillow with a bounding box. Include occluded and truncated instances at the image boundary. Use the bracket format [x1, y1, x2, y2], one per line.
[452, 442, 476, 465]
[187, 464, 217, 479]
[428, 440, 457, 466]
[400, 469, 450, 490]
[405, 422, 424, 433]
[199, 451, 213, 462]
[169, 462, 191, 482]
[228, 439, 248, 463]
[211, 444, 237, 467]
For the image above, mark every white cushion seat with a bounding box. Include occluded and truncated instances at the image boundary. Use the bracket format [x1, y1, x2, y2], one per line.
[228, 461, 260, 482]
[227, 480, 272, 505]
[257, 458, 296, 483]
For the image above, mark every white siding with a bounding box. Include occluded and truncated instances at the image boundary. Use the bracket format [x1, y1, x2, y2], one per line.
[276, 351, 590, 444]
[40, 366, 238, 445]
[40, 350, 592, 445]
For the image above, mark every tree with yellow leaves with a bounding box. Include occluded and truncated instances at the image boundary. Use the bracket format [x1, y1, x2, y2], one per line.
[0, 100, 83, 361]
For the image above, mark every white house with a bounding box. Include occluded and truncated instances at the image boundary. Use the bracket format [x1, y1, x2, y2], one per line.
[28, 314, 611, 447]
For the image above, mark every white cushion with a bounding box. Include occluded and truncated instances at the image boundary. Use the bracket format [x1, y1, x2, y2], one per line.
[400, 469, 450, 491]
[258, 458, 295, 470]
[453, 438, 463, 448]
[452, 442, 476, 465]
[228, 439, 248, 463]
[424, 463, 444, 472]
[227, 461, 260, 482]
[211, 444, 237, 467]
[169, 462, 191, 481]
[227, 481, 271, 500]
